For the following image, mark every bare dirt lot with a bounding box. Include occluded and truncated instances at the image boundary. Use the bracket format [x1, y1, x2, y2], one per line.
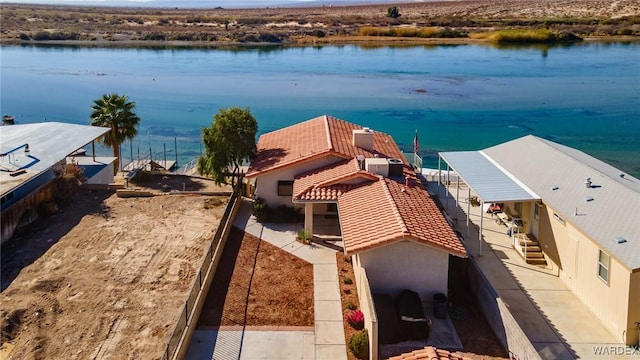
[1, 175, 231, 360]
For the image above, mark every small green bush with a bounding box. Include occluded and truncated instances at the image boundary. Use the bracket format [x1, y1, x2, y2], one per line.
[346, 301, 357, 310]
[297, 228, 311, 243]
[33, 31, 51, 41]
[386, 6, 400, 19]
[310, 29, 326, 38]
[348, 330, 369, 359]
[342, 276, 353, 285]
[252, 197, 270, 223]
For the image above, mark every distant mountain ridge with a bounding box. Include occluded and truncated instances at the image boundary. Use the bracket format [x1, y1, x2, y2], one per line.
[1, 0, 419, 9]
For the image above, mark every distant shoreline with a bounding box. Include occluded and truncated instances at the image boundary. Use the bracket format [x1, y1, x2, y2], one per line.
[1, 36, 638, 48]
[1, 1, 638, 46]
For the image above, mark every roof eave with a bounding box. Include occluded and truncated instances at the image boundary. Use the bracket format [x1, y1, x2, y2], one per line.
[345, 235, 467, 258]
[246, 150, 348, 178]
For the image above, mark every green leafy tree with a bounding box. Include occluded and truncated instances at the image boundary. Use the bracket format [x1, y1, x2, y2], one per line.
[198, 107, 258, 185]
[387, 6, 401, 19]
[90, 93, 141, 175]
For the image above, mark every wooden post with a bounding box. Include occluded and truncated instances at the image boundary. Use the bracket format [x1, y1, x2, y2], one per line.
[174, 137, 178, 166]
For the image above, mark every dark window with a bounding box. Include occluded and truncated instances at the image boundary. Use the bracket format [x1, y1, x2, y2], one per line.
[277, 181, 294, 196]
[327, 203, 338, 213]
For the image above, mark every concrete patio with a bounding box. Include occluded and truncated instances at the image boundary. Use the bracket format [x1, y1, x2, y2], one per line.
[429, 181, 628, 360]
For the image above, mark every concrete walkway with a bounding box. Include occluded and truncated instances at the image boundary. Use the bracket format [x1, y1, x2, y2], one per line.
[186, 199, 347, 360]
[431, 182, 627, 360]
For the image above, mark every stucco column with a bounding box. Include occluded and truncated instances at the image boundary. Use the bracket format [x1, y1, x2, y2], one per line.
[304, 203, 313, 235]
[479, 199, 484, 256]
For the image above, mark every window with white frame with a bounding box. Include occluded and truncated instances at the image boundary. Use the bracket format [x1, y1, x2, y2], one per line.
[597, 250, 610, 284]
[534, 203, 540, 221]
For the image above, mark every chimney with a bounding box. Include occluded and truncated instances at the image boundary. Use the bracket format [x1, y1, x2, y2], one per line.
[352, 128, 374, 151]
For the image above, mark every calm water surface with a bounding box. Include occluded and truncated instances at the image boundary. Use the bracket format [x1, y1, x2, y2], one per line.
[1, 43, 639, 176]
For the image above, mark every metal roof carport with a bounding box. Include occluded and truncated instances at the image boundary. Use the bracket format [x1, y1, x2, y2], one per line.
[438, 151, 540, 255]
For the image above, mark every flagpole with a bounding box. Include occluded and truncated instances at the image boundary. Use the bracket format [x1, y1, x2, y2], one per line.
[413, 129, 418, 170]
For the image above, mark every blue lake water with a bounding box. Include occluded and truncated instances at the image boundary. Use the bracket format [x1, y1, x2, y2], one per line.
[1, 42, 639, 176]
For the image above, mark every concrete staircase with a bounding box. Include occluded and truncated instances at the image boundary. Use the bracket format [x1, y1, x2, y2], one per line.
[516, 235, 547, 266]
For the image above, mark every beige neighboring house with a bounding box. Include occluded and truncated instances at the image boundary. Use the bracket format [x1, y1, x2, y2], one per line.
[246, 115, 467, 303]
[0, 122, 113, 244]
[439, 135, 640, 346]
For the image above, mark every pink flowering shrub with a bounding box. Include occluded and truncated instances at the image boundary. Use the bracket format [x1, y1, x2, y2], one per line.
[347, 310, 365, 330]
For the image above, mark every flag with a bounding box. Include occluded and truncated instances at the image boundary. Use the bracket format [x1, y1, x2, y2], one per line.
[413, 130, 419, 154]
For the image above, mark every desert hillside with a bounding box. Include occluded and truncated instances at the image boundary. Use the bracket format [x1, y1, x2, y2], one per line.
[0, 0, 639, 44]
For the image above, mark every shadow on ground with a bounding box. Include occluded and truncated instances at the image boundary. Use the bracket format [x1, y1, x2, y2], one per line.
[1, 189, 113, 292]
[130, 174, 213, 192]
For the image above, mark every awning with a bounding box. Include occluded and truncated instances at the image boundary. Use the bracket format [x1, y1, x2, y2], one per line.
[439, 151, 539, 203]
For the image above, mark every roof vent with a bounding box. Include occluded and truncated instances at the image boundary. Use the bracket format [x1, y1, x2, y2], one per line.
[585, 177, 592, 188]
[551, 185, 559, 191]
[352, 128, 374, 151]
[584, 196, 594, 202]
[614, 236, 627, 244]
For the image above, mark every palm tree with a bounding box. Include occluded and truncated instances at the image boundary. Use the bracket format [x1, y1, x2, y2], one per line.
[90, 93, 141, 175]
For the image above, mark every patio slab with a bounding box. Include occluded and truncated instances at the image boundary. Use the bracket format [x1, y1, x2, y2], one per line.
[314, 281, 341, 301]
[314, 263, 339, 281]
[315, 320, 346, 345]
[527, 289, 620, 344]
[315, 300, 344, 321]
[316, 344, 348, 360]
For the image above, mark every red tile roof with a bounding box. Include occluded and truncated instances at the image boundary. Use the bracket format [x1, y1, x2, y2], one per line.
[246, 115, 405, 178]
[247, 115, 465, 258]
[293, 158, 378, 201]
[339, 170, 466, 257]
[388, 346, 469, 360]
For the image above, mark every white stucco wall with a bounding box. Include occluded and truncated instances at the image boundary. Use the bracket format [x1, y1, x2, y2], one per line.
[357, 240, 450, 301]
[539, 203, 632, 343]
[251, 154, 344, 208]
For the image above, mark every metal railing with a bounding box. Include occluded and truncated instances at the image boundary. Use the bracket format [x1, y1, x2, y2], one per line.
[160, 176, 243, 360]
[178, 158, 198, 175]
[402, 152, 423, 171]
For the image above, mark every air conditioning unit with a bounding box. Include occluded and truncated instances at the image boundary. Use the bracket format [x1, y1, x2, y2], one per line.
[387, 158, 404, 177]
[365, 158, 389, 177]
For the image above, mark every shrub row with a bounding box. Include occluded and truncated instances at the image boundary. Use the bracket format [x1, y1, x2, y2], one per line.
[359, 26, 467, 38]
[252, 198, 303, 223]
[29, 31, 82, 41]
[490, 29, 582, 43]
